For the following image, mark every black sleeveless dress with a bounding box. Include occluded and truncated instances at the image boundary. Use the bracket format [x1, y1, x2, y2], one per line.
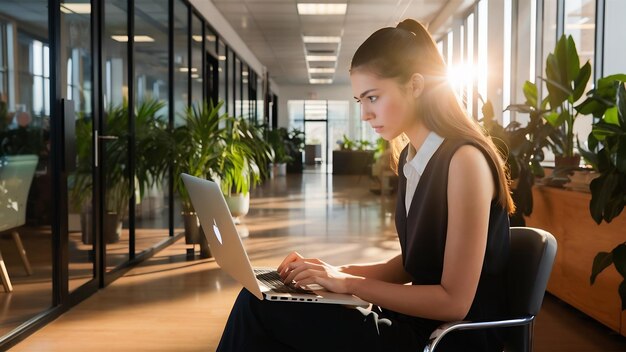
[391, 138, 510, 351]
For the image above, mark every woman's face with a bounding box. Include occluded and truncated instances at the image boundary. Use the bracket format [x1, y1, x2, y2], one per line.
[350, 70, 419, 141]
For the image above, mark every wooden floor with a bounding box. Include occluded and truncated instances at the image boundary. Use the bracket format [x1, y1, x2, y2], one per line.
[12, 173, 626, 351]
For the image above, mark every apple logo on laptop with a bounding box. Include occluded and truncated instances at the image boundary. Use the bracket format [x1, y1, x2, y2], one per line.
[212, 219, 223, 244]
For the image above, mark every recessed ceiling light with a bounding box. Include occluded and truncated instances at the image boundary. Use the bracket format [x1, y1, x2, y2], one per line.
[303, 36, 341, 43]
[190, 73, 200, 79]
[179, 67, 198, 73]
[111, 35, 155, 42]
[309, 68, 335, 74]
[242, 71, 249, 76]
[61, 3, 91, 14]
[218, 55, 227, 61]
[306, 55, 337, 61]
[297, 3, 347, 15]
[310, 78, 333, 84]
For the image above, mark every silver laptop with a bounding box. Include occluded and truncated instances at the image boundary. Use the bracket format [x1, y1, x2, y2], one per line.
[181, 173, 369, 306]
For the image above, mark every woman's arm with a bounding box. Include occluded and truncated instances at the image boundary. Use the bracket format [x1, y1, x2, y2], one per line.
[339, 254, 412, 284]
[278, 253, 412, 284]
[285, 145, 495, 322]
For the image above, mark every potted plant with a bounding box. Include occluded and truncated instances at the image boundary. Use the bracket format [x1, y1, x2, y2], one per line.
[285, 128, 305, 173]
[172, 100, 224, 244]
[266, 127, 291, 177]
[494, 82, 562, 225]
[71, 98, 168, 244]
[577, 76, 626, 309]
[541, 34, 592, 169]
[216, 116, 271, 224]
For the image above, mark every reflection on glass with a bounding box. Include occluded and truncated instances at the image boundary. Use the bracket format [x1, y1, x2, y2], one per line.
[191, 13, 203, 107]
[227, 49, 234, 116]
[134, 0, 171, 256]
[63, 0, 94, 292]
[0, 0, 52, 336]
[234, 57, 241, 118]
[564, 0, 595, 150]
[242, 65, 249, 120]
[173, 0, 189, 127]
[218, 40, 227, 115]
[103, 0, 130, 271]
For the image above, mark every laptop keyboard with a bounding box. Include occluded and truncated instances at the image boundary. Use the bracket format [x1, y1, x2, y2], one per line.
[254, 269, 315, 294]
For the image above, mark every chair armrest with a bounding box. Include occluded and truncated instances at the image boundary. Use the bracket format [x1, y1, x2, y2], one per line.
[422, 316, 534, 352]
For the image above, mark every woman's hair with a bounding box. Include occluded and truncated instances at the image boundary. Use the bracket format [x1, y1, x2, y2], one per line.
[350, 19, 515, 214]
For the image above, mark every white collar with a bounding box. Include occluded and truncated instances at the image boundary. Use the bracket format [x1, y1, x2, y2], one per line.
[405, 131, 445, 176]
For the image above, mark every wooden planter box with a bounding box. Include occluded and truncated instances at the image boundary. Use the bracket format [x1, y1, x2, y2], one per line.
[526, 186, 626, 337]
[332, 150, 374, 175]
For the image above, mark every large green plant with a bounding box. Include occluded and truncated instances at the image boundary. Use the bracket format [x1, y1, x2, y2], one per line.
[172, 101, 225, 213]
[486, 91, 560, 225]
[70, 98, 168, 216]
[578, 76, 626, 309]
[217, 116, 272, 196]
[266, 127, 291, 164]
[541, 34, 592, 159]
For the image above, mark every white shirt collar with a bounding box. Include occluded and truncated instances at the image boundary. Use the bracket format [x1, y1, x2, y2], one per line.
[405, 131, 445, 176]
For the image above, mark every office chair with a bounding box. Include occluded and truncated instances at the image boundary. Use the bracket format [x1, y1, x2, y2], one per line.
[423, 227, 557, 352]
[0, 154, 38, 292]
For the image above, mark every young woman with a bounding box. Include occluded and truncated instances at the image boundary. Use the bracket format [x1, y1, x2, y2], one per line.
[217, 19, 514, 352]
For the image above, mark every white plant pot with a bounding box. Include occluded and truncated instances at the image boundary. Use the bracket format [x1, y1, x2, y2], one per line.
[225, 193, 250, 225]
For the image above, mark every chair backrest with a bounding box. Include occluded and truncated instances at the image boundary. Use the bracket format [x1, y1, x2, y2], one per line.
[507, 227, 557, 317]
[0, 154, 39, 231]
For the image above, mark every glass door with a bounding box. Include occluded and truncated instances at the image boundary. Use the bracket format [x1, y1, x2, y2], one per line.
[102, 0, 129, 271]
[61, 0, 97, 292]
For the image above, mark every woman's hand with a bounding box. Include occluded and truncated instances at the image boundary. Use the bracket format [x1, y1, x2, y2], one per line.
[277, 251, 361, 294]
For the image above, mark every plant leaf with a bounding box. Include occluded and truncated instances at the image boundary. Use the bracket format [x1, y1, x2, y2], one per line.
[604, 106, 619, 126]
[618, 82, 626, 127]
[612, 244, 626, 279]
[589, 172, 619, 224]
[564, 35, 581, 84]
[573, 61, 592, 102]
[590, 251, 613, 284]
[523, 81, 538, 107]
[544, 111, 560, 127]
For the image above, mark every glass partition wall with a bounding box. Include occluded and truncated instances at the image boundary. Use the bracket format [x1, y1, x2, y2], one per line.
[0, 0, 52, 338]
[0, 0, 268, 348]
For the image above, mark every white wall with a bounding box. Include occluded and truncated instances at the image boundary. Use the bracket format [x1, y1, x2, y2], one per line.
[277, 84, 354, 128]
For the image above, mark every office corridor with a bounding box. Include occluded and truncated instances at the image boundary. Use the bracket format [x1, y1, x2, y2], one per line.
[13, 174, 626, 351]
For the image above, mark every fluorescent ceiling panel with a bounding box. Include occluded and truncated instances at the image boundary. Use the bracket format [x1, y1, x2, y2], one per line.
[297, 3, 347, 15]
[303, 36, 341, 43]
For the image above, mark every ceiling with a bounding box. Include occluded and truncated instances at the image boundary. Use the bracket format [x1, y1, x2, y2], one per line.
[211, 0, 464, 86]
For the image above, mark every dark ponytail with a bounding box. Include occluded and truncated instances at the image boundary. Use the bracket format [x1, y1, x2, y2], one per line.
[350, 19, 515, 214]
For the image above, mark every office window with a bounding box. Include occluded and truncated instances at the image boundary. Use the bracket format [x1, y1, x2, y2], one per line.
[503, 0, 512, 126]
[542, 0, 557, 97]
[604, 0, 626, 75]
[564, 0, 595, 152]
[465, 13, 475, 118]
[477, 0, 488, 111]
